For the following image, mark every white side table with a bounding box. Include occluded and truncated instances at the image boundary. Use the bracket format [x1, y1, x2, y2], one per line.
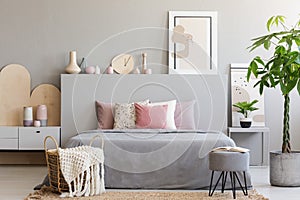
[228, 127, 270, 166]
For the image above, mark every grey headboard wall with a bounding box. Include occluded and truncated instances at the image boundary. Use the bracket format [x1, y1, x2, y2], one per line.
[61, 74, 227, 146]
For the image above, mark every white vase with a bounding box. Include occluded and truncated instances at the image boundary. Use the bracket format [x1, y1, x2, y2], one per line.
[95, 65, 101, 74]
[65, 51, 81, 74]
[23, 106, 33, 126]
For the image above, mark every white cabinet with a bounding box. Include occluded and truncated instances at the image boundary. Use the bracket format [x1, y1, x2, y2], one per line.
[19, 127, 60, 150]
[0, 126, 60, 150]
[0, 127, 19, 150]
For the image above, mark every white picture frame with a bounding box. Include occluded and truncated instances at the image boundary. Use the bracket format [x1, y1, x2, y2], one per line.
[230, 63, 265, 127]
[168, 11, 218, 74]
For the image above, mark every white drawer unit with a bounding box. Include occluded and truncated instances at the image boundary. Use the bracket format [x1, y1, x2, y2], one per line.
[0, 127, 19, 150]
[19, 126, 60, 150]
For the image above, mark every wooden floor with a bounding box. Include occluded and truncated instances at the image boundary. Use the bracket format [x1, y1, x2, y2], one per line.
[1, 165, 300, 200]
[0, 165, 47, 200]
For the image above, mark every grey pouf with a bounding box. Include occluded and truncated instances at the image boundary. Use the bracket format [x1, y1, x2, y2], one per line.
[208, 150, 250, 199]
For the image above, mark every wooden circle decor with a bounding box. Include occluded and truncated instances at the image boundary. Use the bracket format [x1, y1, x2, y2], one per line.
[111, 54, 134, 74]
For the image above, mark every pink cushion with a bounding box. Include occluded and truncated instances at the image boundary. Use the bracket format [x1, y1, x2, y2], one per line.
[135, 103, 168, 129]
[95, 101, 114, 129]
[174, 100, 196, 129]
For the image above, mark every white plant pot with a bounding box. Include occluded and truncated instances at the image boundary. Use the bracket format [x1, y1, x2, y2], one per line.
[240, 118, 252, 128]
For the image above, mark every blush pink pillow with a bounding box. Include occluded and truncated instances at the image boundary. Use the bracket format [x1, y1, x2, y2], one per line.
[135, 103, 168, 129]
[95, 101, 114, 129]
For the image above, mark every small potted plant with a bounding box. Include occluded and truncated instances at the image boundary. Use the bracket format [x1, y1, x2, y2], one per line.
[233, 100, 259, 128]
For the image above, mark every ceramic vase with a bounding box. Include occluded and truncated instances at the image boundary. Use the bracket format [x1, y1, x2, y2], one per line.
[23, 106, 33, 126]
[65, 51, 81, 74]
[36, 104, 47, 126]
[107, 66, 114, 74]
[85, 66, 96, 74]
[95, 65, 101, 74]
[34, 120, 41, 127]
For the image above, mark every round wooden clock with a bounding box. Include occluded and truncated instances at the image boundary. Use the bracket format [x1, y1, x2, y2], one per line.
[111, 54, 134, 74]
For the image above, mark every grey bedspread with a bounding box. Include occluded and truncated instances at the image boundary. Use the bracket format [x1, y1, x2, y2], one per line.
[65, 129, 251, 189]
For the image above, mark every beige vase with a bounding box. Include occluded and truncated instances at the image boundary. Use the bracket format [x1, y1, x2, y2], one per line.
[65, 51, 81, 74]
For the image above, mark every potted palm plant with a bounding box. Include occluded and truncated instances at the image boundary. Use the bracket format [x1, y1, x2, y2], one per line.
[233, 100, 259, 128]
[247, 15, 300, 186]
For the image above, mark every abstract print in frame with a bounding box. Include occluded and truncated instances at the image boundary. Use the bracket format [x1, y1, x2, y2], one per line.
[231, 63, 265, 127]
[168, 11, 217, 74]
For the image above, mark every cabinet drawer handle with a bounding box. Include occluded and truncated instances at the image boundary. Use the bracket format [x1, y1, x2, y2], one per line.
[36, 130, 40, 133]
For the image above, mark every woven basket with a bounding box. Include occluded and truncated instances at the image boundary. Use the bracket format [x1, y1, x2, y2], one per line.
[44, 135, 104, 193]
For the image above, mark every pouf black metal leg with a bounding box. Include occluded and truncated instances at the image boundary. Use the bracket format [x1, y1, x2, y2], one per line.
[243, 171, 248, 195]
[221, 171, 227, 193]
[209, 171, 225, 196]
[209, 170, 214, 196]
[229, 172, 236, 199]
[233, 171, 248, 196]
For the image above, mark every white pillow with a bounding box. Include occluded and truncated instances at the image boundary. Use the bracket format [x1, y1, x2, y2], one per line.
[150, 100, 177, 129]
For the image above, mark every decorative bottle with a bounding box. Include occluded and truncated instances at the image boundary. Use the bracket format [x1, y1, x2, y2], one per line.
[142, 53, 147, 74]
[65, 51, 81, 74]
[36, 104, 47, 126]
[23, 106, 33, 126]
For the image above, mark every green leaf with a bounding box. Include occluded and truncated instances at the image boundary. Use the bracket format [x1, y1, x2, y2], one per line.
[247, 67, 252, 82]
[278, 15, 286, 22]
[254, 80, 261, 88]
[275, 16, 279, 26]
[250, 61, 259, 77]
[248, 36, 269, 51]
[259, 82, 264, 94]
[280, 81, 287, 95]
[286, 78, 298, 94]
[263, 40, 271, 50]
[294, 38, 300, 46]
[254, 57, 265, 66]
[267, 16, 275, 31]
[269, 75, 276, 87]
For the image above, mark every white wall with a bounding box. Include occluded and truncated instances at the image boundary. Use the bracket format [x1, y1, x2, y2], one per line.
[0, 0, 299, 151]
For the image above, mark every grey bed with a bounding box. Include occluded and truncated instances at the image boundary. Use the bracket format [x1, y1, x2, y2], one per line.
[65, 129, 251, 189]
[57, 74, 252, 189]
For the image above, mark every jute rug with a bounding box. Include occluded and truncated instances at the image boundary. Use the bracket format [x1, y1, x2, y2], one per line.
[25, 186, 268, 200]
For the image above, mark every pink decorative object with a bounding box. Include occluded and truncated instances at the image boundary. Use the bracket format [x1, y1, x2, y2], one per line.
[34, 120, 41, 127]
[107, 66, 114, 74]
[145, 69, 152, 74]
[85, 66, 96, 74]
[36, 105, 47, 126]
[135, 103, 168, 129]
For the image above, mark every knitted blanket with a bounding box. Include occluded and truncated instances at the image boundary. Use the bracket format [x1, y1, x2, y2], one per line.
[58, 145, 105, 197]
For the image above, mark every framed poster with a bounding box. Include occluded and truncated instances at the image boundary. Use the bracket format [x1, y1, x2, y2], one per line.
[231, 63, 265, 127]
[168, 11, 217, 74]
